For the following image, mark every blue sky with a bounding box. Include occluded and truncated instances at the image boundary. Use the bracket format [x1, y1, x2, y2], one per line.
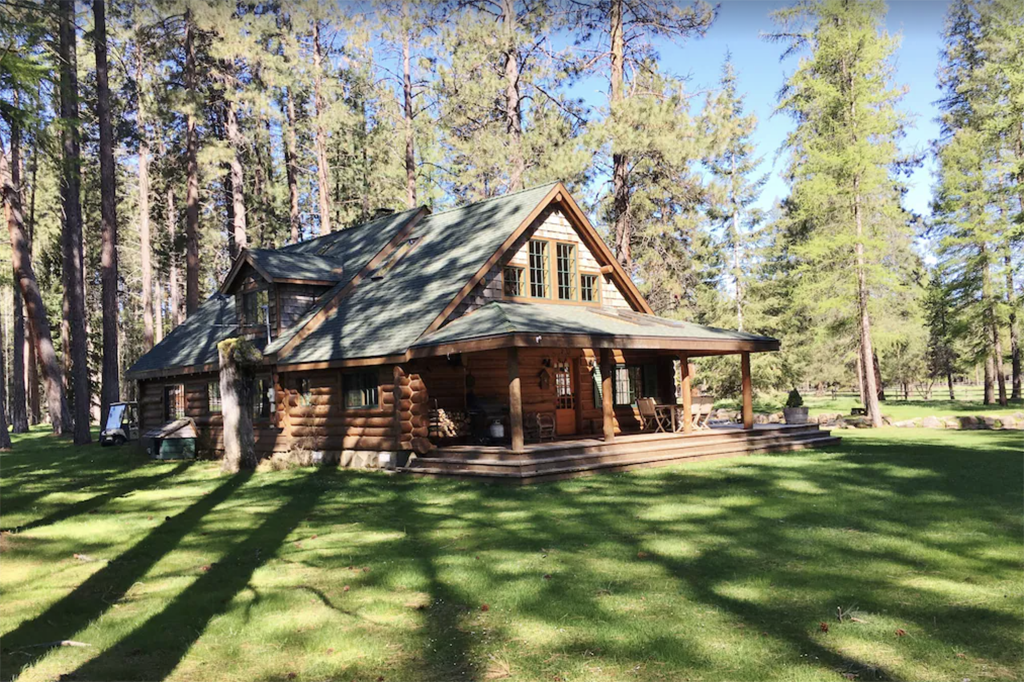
[566, 0, 950, 218]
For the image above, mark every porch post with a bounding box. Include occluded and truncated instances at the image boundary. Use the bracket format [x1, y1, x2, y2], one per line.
[600, 347, 615, 442]
[741, 351, 754, 430]
[680, 355, 692, 434]
[508, 346, 525, 453]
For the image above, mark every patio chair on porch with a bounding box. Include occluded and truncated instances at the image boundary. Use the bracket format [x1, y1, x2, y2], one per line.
[637, 398, 670, 432]
[524, 412, 556, 442]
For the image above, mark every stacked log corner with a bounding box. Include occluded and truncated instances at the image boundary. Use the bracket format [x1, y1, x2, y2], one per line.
[393, 365, 432, 455]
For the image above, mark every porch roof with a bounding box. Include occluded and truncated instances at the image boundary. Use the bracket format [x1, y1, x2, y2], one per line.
[410, 301, 779, 355]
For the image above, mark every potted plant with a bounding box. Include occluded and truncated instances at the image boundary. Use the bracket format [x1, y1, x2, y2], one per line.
[783, 389, 809, 425]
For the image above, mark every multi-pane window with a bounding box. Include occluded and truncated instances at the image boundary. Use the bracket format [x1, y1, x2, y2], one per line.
[207, 381, 222, 413]
[252, 376, 273, 422]
[555, 361, 574, 409]
[614, 364, 659, 405]
[614, 366, 641, 406]
[556, 243, 577, 301]
[164, 384, 185, 421]
[528, 240, 549, 298]
[243, 289, 270, 328]
[503, 266, 524, 297]
[580, 274, 599, 303]
[343, 371, 378, 409]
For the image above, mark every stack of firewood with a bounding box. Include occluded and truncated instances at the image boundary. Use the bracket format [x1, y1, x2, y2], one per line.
[429, 409, 470, 438]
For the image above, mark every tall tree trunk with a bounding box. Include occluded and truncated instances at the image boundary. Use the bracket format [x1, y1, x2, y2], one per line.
[11, 267, 27, 434]
[59, 0, 91, 443]
[312, 20, 333, 236]
[25, 145, 39, 425]
[219, 339, 257, 472]
[402, 28, 416, 208]
[1006, 251, 1021, 400]
[993, 325, 1008, 406]
[137, 46, 154, 350]
[609, 0, 631, 270]
[947, 371, 955, 400]
[225, 97, 247, 257]
[94, 0, 120, 425]
[501, 0, 524, 192]
[855, 352, 865, 407]
[283, 87, 300, 242]
[981, 243, 996, 405]
[0, 310, 11, 448]
[3, 137, 68, 435]
[166, 173, 182, 327]
[184, 6, 201, 316]
[854, 179, 882, 427]
[154, 278, 164, 343]
[224, 168, 235, 257]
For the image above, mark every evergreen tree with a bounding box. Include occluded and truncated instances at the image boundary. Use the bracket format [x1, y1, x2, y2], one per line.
[770, 0, 914, 426]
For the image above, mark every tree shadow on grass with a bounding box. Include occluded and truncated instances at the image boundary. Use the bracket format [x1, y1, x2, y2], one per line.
[0, 470, 251, 682]
[63, 466, 333, 682]
[1, 461, 192, 533]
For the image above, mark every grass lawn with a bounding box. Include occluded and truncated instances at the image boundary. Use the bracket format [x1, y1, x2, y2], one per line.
[1, 426, 1021, 682]
[716, 395, 1024, 422]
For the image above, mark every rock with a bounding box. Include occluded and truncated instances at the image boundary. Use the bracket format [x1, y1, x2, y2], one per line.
[958, 415, 978, 429]
[942, 417, 960, 429]
[754, 413, 769, 424]
[981, 416, 999, 429]
[882, 416, 893, 426]
[921, 416, 943, 429]
[894, 420, 912, 428]
[1001, 416, 1018, 429]
[1012, 411, 1024, 421]
[768, 413, 781, 423]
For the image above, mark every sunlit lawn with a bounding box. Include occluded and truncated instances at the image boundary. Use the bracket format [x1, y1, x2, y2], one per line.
[717, 394, 1024, 422]
[1, 426, 1021, 681]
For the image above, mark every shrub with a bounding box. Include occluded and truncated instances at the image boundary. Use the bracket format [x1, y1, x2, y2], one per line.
[785, 388, 804, 408]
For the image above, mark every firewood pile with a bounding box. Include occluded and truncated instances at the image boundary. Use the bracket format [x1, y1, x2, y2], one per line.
[429, 409, 470, 438]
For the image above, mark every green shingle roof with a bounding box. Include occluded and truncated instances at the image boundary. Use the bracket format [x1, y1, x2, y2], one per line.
[247, 249, 345, 283]
[278, 183, 560, 364]
[412, 301, 778, 348]
[126, 294, 237, 377]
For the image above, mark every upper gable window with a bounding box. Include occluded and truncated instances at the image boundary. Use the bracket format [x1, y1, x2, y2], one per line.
[580, 273, 600, 303]
[242, 289, 270, 328]
[528, 240, 549, 298]
[503, 266, 524, 297]
[555, 243, 576, 301]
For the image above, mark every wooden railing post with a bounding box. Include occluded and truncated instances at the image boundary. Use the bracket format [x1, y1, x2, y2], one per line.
[508, 346, 524, 453]
[600, 347, 615, 442]
[680, 354, 692, 434]
[741, 351, 753, 430]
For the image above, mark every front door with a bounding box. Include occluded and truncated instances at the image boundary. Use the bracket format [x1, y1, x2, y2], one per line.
[554, 359, 577, 436]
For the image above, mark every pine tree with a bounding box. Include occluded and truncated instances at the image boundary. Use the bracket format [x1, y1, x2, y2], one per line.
[702, 55, 766, 331]
[770, 0, 913, 426]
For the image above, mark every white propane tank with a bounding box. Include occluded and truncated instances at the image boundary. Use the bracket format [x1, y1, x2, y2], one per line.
[489, 419, 505, 439]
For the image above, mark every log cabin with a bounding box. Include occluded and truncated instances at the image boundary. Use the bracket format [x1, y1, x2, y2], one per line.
[126, 182, 838, 481]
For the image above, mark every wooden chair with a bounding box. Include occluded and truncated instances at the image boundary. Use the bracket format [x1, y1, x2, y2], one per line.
[525, 412, 556, 442]
[637, 398, 669, 432]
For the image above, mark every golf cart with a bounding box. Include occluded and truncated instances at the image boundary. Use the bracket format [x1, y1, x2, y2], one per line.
[101, 401, 139, 446]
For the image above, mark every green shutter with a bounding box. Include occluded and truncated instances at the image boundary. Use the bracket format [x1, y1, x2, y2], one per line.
[592, 365, 602, 408]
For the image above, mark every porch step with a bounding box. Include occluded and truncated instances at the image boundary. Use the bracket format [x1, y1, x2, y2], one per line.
[422, 423, 825, 462]
[399, 430, 842, 484]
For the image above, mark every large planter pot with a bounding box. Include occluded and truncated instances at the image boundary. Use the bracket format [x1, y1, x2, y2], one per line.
[783, 407, 809, 425]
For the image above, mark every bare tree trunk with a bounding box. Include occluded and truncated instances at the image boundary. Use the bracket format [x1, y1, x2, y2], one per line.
[731, 156, 743, 331]
[1006, 251, 1021, 401]
[500, 0, 524, 192]
[312, 20, 333, 236]
[225, 97, 247, 257]
[981, 243, 996, 405]
[219, 339, 257, 472]
[855, 352, 865, 407]
[283, 86, 300, 242]
[3, 138, 68, 435]
[609, 0, 631, 270]
[853, 179, 882, 427]
[154, 278, 164, 343]
[993, 325, 1008, 406]
[25, 147, 39, 425]
[11, 265, 27, 434]
[94, 0, 120, 425]
[0, 313, 11, 448]
[947, 371, 955, 400]
[166, 175, 182, 328]
[59, 0, 91, 443]
[402, 27, 416, 208]
[984, 354, 995, 404]
[184, 7, 201, 316]
[137, 44, 154, 350]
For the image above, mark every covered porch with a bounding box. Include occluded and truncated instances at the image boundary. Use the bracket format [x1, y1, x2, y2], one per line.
[404, 302, 788, 452]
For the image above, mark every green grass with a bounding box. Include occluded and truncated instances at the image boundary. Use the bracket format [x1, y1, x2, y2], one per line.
[2, 426, 1021, 682]
[716, 394, 1024, 422]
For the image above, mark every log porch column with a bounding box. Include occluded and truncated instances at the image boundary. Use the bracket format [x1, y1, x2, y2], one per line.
[741, 351, 754, 430]
[508, 346, 525, 453]
[680, 355, 692, 434]
[600, 347, 615, 442]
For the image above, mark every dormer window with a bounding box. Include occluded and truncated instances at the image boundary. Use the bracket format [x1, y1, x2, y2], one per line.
[242, 289, 270, 328]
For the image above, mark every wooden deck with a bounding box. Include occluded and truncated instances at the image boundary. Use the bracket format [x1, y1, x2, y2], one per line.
[400, 423, 841, 483]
